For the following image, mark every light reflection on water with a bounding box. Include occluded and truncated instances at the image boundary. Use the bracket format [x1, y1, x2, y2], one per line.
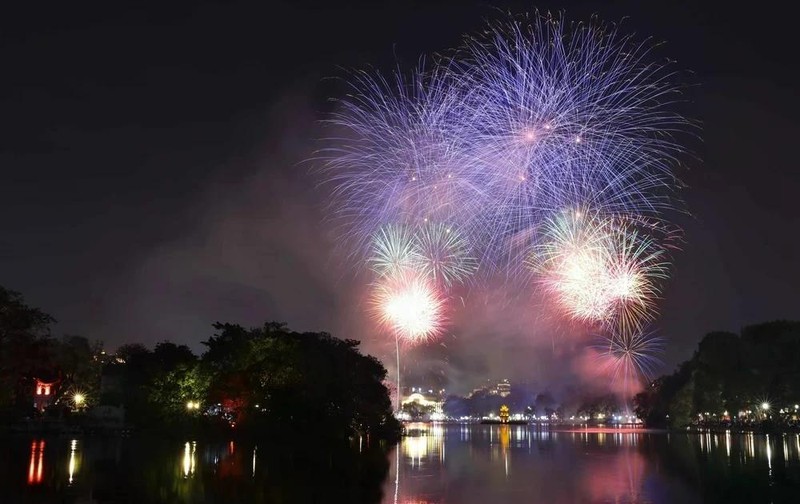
[385, 424, 800, 503]
[5, 427, 800, 502]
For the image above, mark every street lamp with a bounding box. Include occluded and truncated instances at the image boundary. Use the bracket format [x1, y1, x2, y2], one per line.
[73, 393, 85, 407]
[186, 401, 199, 411]
[761, 402, 770, 411]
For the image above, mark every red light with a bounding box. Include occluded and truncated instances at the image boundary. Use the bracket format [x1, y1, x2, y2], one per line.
[27, 440, 45, 485]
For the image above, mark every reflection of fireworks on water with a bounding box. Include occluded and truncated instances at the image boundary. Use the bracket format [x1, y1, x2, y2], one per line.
[530, 209, 670, 330]
[596, 326, 664, 386]
[369, 224, 420, 278]
[372, 270, 445, 344]
[413, 222, 478, 288]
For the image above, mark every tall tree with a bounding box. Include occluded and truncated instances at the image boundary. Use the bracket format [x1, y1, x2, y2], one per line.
[0, 286, 56, 410]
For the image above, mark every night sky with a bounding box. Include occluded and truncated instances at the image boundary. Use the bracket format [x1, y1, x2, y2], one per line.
[1, 1, 797, 395]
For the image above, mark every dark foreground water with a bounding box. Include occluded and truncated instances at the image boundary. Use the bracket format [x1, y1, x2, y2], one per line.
[5, 424, 800, 503]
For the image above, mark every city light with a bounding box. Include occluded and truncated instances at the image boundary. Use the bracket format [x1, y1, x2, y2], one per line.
[68, 439, 78, 485]
[761, 402, 770, 411]
[183, 441, 196, 478]
[186, 400, 200, 411]
[73, 393, 85, 408]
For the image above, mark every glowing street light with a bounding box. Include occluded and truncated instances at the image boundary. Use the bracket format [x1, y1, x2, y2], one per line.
[186, 400, 199, 411]
[761, 402, 770, 411]
[73, 393, 85, 408]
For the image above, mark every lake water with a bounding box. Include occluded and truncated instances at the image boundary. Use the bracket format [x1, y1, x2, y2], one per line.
[5, 424, 800, 503]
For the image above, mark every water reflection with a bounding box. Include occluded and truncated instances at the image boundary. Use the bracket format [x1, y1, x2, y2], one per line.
[386, 425, 800, 503]
[2, 434, 390, 503]
[68, 439, 79, 485]
[5, 428, 800, 502]
[27, 439, 45, 485]
[182, 441, 196, 478]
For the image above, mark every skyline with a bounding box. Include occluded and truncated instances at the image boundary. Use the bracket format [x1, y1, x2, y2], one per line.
[1, 0, 797, 395]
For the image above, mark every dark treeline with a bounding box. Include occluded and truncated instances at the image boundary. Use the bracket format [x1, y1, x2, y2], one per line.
[635, 320, 800, 430]
[0, 287, 101, 415]
[443, 389, 553, 418]
[441, 387, 624, 422]
[0, 286, 399, 441]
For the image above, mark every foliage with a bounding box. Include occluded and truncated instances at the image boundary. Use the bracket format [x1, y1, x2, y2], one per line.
[200, 322, 399, 439]
[102, 321, 399, 440]
[0, 286, 56, 410]
[400, 401, 434, 420]
[635, 321, 800, 428]
[576, 394, 620, 420]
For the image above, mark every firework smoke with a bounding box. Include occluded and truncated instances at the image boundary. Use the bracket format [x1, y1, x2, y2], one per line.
[319, 11, 693, 396]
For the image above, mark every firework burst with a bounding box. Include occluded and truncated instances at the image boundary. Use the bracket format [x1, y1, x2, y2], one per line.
[318, 10, 694, 396]
[530, 208, 670, 329]
[413, 222, 478, 288]
[369, 224, 421, 278]
[595, 326, 665, 386]
[371, 269, 446, 344]
[320, 63, 483, 261]
[457, 12, 688, 234]
[320, 12, 690, 274]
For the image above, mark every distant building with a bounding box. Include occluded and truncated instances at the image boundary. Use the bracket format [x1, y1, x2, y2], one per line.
[401, 390, 444, 415]
[33, 377, 59, 412]
[497, 379, 511, 398]
[469, 379, 511, 398]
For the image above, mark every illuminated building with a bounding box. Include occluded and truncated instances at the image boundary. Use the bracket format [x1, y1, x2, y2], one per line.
[497, 379, 511, 398]
[402, 391, 444, 416]
[469, 379, 512, 398]
[33, 377, 58, 412]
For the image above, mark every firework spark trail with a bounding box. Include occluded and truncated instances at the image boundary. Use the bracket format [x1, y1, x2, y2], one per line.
[413, 222, 479, 289]
[321, 13, 689, 276]
[369, 224, 421, 278]
[603, 221, 671, 332]
[369, 222, 479, 289]
[454, 13, 688, 266]
[321, 63, 483, 262]
[371, 268, 446, 412]
[595, 326, 665, 389]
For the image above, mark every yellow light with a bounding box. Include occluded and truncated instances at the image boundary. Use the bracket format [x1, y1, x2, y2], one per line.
[73, 393, 85, 406]
[68, 439, 78, 485]
[183, 442, 195, 477]
[761, 402, 770, 411]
